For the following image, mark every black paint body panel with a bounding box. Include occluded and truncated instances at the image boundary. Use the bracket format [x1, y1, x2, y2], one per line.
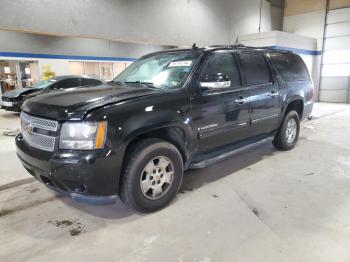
[16, 46, 314, 198]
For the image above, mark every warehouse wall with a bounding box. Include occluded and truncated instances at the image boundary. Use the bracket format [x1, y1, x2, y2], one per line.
[283, 0, 326, 99]
[0, 0, 284, 88]
[283, 0, 327, 49]
[0, 30, 165, 59]
[0, 0, 283, 47]
[283, 0, 350, 102]
[0, 29, 167, 82]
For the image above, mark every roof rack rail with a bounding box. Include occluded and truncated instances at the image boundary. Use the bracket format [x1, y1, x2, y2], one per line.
[204, 44, 272, 50]
[204, 44, 237, 49]
[201, 44, 294, 53]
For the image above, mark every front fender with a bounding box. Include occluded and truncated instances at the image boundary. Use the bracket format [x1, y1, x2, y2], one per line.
[84, 90, 194, 171]
[121, 110, 195, 150]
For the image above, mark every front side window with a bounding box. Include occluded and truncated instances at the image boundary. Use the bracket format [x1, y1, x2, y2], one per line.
[240, 53, 271, 86]
[112, 52, 199, 90]
[200, 53, 241, 89]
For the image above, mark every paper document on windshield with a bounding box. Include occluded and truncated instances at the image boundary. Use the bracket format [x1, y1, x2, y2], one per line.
[168, 61, 192, 67]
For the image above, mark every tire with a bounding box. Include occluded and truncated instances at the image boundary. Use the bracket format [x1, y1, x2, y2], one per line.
[120, 138, 183, 213]
[273, 110, 300, 150]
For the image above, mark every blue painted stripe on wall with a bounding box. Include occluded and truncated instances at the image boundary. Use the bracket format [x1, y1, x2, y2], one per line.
[0, 51, 137, 61]
[269, 46, 322, 56]
[0, 46, 322, 60]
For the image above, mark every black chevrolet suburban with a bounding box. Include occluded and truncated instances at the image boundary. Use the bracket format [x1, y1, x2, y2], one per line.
[16, 45, 313, 212]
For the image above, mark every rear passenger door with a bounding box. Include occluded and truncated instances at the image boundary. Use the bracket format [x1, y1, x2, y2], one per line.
[238, 52, 281, 136]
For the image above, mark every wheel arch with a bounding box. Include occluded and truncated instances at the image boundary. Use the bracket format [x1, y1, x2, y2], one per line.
[282, 96, 304, 120]
[119, 124, 193, 189]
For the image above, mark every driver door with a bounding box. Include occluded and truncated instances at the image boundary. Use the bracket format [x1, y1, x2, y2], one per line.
[191, 52, 250, 154]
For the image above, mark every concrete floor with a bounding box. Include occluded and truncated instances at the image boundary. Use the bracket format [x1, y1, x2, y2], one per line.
[1, 103, 350, 262]
[0, 111, 29, 187]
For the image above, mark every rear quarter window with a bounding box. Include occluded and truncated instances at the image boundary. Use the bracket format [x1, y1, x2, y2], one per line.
[81, 78, 102, 86]
[270, 53, 310, 82]
[57, 78, 81, 89]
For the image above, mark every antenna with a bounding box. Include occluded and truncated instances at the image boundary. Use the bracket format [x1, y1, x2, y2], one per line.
[192, 43, 198, 49]
[258, 0, 263, 33]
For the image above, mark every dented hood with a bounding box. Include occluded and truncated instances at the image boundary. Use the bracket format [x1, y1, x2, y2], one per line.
[21, 84, 161, 120]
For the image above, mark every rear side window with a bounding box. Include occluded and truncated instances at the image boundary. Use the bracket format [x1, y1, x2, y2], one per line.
[57, 78, 81, 89]
[200, 53, 241, 89]
[240, 53, 271, 86]
[81, 78, 102, 86]
[270, 53, 310, 82]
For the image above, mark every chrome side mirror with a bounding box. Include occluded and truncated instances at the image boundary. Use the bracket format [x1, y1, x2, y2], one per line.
[200, 73, 231, 90]
[200, 81, 231, 89]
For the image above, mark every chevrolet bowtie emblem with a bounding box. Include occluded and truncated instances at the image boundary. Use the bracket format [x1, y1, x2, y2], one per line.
[23, 124, 34, 135]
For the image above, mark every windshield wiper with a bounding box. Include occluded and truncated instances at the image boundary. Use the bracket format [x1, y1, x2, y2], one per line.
[125, 81, 157, 89]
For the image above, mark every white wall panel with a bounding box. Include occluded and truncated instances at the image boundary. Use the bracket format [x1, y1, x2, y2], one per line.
[283, 11, 325, 50]
[322, 64, 350, 76]
[319, 90, 348, 102]
[324, 36, 350, 50]
[327, 7, 350, 24]
[326, 22, 350, 37]
[323, 50, 350, 64]
[321, 77, 350, 90]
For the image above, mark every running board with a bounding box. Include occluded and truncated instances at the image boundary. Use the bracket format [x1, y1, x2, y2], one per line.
[190, 136, 274, 169]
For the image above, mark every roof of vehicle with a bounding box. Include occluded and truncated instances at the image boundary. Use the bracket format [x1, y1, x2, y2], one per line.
[52, 75, 103, 81]
[144, 44, 293, 57]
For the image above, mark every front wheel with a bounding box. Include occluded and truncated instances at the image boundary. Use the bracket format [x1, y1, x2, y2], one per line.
[273, 110, 300, 150]
[120, 138, 183, 213]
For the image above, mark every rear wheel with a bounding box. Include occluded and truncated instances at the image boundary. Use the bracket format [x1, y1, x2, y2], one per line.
[120, 138, 183, 213]
[273, 110, 300, 150]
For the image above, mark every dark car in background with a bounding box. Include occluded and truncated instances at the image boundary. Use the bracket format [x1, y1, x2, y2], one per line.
[0, 75, 104, 112]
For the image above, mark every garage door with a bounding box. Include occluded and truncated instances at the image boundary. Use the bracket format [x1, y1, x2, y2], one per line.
[319, 6, 350, 103]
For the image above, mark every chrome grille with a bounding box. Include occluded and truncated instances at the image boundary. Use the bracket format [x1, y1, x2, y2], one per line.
[21, 112, 58, 152]
[21, 112, 58, 131]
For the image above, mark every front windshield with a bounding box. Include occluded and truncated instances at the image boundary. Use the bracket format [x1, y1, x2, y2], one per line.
[112, 52, 199, 89]
[30, 79, 56, 89]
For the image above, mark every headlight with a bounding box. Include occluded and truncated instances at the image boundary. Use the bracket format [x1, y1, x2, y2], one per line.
[59, 122, 107, 150]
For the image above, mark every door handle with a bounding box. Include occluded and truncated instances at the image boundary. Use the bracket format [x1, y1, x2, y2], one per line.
[234, 96, 246, 104]
[268, 90, 279, 97]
